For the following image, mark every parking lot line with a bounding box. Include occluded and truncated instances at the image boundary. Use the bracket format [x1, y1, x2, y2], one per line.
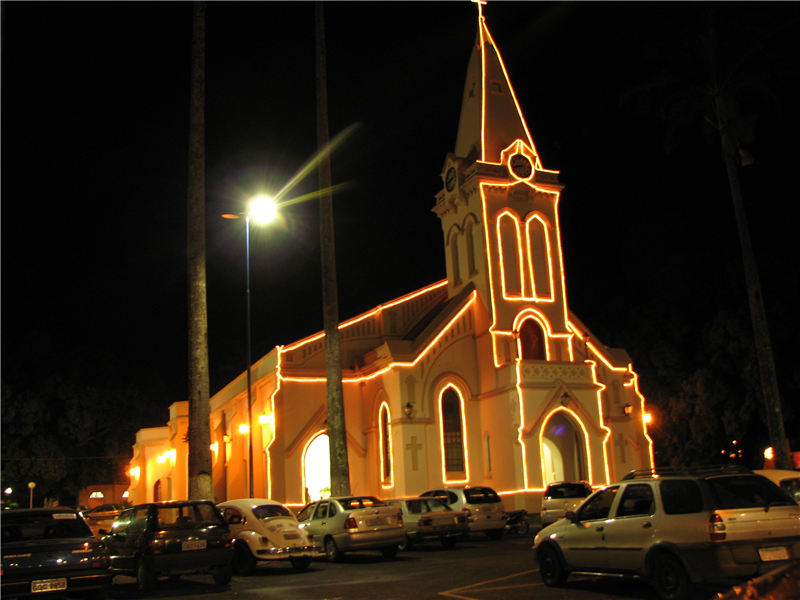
[439, 570, 539, 600]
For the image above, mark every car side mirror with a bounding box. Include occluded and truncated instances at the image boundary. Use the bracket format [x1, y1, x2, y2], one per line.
[565, 511, 576, 523]
[98, 529, 108, 536]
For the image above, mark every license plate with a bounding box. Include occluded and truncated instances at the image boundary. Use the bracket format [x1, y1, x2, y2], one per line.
[182, 539, 207, 551]
[31, 579, 67, 593]
[366, 517, 387, 527]
[758, 546, 789, 562]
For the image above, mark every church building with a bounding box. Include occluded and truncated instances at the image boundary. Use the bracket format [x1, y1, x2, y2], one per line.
[127, 6, 654, 511]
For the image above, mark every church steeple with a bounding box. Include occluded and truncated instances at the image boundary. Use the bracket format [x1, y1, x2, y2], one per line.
[454, 3, 539, 167]
[435, 2, 567, 365]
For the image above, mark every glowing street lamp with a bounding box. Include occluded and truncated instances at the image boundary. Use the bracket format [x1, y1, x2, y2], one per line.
[222, 195, 278, 498]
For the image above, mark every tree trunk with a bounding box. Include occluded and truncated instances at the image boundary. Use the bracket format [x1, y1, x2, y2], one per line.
[316, 1, 350, 496]
[187, 0, 213, 500]
[716, 97, 790, 470]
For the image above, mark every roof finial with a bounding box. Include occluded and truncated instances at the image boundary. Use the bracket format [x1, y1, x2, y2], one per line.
[472, 0, 487, 23]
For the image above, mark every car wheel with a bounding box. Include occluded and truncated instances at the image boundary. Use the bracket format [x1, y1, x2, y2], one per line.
[290, 556, 312, 571]
[136, 559, 156, 593]
[325, 537, 343, 562]
[652, 554, 691, 600]
[232, 542, 257, 576]
[517, 520, 530, 536]
[212, 561, 233, 586]
[487, 528, 504, 540]
[538, 545, 567, 587]
[380, 545, 398, 559]
[440, 536, 457, 549]
[398, 535, 414, 551]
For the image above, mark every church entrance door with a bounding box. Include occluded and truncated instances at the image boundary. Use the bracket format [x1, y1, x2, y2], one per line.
[304, 433, 331, 502]
[541, 411, 587, 485]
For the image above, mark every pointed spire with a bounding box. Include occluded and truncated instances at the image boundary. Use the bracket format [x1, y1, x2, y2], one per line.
[454, 3, 538, 166]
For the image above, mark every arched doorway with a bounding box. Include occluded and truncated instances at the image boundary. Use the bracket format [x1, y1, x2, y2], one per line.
[542, 411, 587, 485]
[304, 433, 331, 502]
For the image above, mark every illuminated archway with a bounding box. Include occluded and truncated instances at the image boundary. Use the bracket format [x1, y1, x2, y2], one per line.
[303, 433, 331, 502]
[541, 411, 587, 485]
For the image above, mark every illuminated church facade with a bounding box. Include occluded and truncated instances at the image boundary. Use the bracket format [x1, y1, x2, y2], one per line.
[127, 8, 653, 511]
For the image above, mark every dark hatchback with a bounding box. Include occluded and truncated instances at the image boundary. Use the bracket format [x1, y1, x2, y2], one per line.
[100, 500, 233, 592]
[1, 508, 112, 600]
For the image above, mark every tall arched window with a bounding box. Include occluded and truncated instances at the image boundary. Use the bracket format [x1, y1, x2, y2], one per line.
[441, 388, 465, 473]
[451, 239, 461, 285]
[498, 214, 521, 295]
[466, 220, 477, 276]
[379, 403, 392, 485]
[520, 319, 546, 360]
[526, 215, 553, 300]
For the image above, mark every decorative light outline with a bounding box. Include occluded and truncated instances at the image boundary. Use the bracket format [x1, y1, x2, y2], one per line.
[525, 214, 555, 301]
[437, 383, 471, 484]
[281, 291, 477, 385]
[537, 406, 595, 486]
[282, 281, 448, 353]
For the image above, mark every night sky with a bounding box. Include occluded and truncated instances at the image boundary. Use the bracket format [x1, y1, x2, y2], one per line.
[3, 2, 798, 406]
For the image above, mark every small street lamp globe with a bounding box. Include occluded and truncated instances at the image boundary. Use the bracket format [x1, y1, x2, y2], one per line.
[249, 195, 277, 224]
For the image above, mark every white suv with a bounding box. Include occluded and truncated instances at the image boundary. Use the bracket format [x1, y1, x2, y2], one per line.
[420, 486, 505, 539]
[533, 466, 800, 600]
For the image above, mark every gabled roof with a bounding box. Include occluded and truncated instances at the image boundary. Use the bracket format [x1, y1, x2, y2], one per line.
[454, 7, 538, 165]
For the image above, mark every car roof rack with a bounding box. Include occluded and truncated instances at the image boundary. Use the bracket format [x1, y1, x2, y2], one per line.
[621, 465, 753, 480]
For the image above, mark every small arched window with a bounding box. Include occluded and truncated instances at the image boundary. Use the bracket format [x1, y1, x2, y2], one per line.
[441, 388, 465, 473]
[520, 319, 546, 361]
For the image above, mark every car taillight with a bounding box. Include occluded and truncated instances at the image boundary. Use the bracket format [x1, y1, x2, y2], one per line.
[709, 513, 726, 541]
[344, 517, 358, 529]
[223, 532, 232, 547]
[151, 538, 166, 554]
[397, 512, 403, 526]
[91, 549, 108, 569]
[462, 507, 471, 518]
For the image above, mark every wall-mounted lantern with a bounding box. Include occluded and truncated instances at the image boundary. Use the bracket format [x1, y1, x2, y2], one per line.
[623, 403, 633, 417]
[403, 402, 413, 418]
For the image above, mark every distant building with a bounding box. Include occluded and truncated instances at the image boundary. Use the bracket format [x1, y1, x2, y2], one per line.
[128, 7, 653, 510]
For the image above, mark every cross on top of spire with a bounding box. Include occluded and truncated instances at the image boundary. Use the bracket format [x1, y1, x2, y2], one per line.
[472, 0, 487, 23]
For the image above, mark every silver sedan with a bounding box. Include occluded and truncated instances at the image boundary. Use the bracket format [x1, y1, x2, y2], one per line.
[296, 496, 405, 562]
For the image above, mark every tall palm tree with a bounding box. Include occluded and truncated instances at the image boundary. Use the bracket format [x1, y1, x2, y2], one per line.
[187, 0, 213, 499]
[624, 5, 794, 469]
[315, 1, 350, 496]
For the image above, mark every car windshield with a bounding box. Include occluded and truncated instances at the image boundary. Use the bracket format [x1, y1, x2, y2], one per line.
[707, 475, 795, 509]
[337, 496, 386, 509]
[253, 504, 293, 519]
[2, 511, 93, 542]
[463, 487, 500, 504]
[545, 483, 591, 499]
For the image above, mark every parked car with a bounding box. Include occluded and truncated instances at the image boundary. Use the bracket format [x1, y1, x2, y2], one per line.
[83, 503, 124, 538]
[1, 507, 112, 600]
[385, 496, 469, 550]
[533, 465, 800, 600]
[100, 500, 233, 592]
[217, 498, 315, 574]
[754, 469, 800, 502]
[419, 486, 505, 539]
[539, 481, 593, 526]
[295, 496, 405, 562]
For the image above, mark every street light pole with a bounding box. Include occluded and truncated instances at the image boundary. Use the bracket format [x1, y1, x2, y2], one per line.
[245, 214, 254, 498]
[223, 196, 277, 500]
